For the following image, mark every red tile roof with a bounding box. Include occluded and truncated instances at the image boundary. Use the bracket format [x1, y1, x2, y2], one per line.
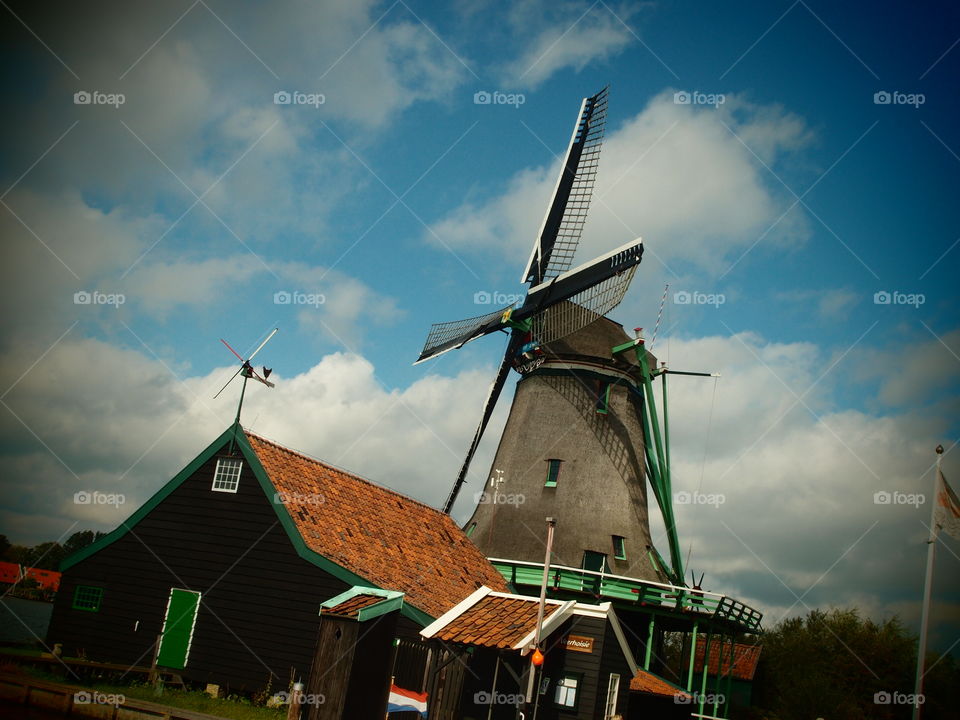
[245, 431, 510, 620]
[428, 594, 565, 649]
[693, 639, 762, 681]
[629, 668, 691, 698]
[322, 593, 387, 618]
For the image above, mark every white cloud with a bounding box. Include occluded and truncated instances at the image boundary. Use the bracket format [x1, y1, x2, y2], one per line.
[501, 3, 635, 88]
[427, 91, 812, 280]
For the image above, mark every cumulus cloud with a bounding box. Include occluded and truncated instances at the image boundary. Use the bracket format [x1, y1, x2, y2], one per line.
[501, 2, 636, 88]
[428, 91, 812, 278]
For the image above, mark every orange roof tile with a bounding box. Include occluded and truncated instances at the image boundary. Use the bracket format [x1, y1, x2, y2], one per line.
[322, 594, 386, 618]
[693, 639, 761, 681]
[428, 594, 564, 649]
[245, 431, 510, 620]
[629, 668, 691, 698]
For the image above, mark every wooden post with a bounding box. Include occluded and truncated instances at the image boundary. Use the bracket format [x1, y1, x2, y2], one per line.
[288, 681, 304, 720]
[149, 634, 162, 691]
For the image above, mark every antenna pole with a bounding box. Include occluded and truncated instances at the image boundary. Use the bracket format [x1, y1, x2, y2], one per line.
[229, 373, 250, 454]
[912, 447, 943, 720]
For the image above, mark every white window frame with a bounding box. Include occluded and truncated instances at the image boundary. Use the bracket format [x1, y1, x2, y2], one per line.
[212, 457, 242, 493]
[554, 674, 579, 708]
[604, 673, 621, 718]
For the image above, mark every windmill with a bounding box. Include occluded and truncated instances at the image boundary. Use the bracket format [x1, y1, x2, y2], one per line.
[215, 328, 278, 426]
[415, 87, 645, 513]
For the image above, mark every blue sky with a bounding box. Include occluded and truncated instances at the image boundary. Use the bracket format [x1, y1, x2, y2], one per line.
[1, 0, 958, 659]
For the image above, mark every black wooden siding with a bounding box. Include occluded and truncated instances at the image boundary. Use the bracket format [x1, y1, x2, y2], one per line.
[47, 444, 353, 691]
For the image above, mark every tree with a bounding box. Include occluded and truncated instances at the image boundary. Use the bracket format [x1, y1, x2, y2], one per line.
[63, 530, 105, 557]
[751, 608, 957, 720]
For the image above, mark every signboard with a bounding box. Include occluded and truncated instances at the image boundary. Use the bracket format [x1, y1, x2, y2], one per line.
[562, 635, 594, 653]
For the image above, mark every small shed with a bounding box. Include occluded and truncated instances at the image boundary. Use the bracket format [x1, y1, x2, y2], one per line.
[420, 586, 640, 720]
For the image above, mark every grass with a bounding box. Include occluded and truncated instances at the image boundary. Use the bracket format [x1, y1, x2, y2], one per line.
[2, 659, 288, 720]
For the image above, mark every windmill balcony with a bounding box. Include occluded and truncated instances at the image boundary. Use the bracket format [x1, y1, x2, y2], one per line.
[489, 557, 763, 634]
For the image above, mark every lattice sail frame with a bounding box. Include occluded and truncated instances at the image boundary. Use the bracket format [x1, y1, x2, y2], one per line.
[419, 305, 513, 361]
[540, 88, 609, 282]
[529, 265, 637, 347]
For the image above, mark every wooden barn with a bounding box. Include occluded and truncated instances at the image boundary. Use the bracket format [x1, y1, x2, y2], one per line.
[46, 423, 508, 693]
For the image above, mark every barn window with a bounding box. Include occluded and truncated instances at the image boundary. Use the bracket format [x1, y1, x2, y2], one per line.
[212, 457, 242, 493]
[545, 459, 562, 488]
[554, 673, 581, 709]
[612, 535, 627, 561]
[72, 585, 103, 612]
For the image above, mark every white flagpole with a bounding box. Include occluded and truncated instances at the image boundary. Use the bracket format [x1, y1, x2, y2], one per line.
[911, 445, 943, 720]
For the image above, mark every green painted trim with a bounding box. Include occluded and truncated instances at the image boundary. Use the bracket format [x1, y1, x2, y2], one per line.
[544, 458, 562, 488]
[612, 535, 627, 561]
[686, 621, 699, 691]
[61, 425, 242, 571]
[61, 423, 439, 627]
[71, 585, 103, 612]
[320, 586, 405, 622]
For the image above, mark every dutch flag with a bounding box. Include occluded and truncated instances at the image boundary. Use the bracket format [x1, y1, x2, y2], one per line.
[387, 684, 428, 716]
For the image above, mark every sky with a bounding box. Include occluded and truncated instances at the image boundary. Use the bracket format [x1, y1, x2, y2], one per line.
[1, 0, 958, 664]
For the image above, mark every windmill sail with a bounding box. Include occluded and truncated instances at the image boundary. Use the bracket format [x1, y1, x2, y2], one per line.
[523, 86, 609, 286]
[416, 305, 514, 364]
[529, 265, 638, 347]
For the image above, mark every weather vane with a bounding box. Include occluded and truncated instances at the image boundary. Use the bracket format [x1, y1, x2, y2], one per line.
[214, 328, 278, 428]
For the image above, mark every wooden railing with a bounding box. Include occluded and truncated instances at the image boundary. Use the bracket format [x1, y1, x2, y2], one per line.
[489, 558, 763, 632]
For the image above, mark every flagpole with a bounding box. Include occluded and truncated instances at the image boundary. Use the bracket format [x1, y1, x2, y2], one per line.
[911, 445, 942, 720]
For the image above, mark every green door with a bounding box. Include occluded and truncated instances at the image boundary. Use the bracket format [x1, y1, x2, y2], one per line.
[157, 589, 201, 669]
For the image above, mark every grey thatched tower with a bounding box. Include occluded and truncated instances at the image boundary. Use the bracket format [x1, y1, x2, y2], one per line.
[465, 317, 667, 584]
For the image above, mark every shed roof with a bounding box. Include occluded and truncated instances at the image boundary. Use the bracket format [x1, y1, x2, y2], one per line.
[629, 668, 691, 699]
[245, 431, 509, 620]
[693, 638, 762, 681]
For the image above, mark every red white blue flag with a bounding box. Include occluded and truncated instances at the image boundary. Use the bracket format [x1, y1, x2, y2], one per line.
[387, 684, 428, 716]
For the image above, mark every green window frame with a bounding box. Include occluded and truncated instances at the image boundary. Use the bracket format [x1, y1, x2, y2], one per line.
[595, 382, 611, 414]
[545, 459, 562, 488]
[613, 535, 627, 560]
[554, 672, 582, 710]
[465, 522, 477, 537]
[72, 585, 103, 612]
